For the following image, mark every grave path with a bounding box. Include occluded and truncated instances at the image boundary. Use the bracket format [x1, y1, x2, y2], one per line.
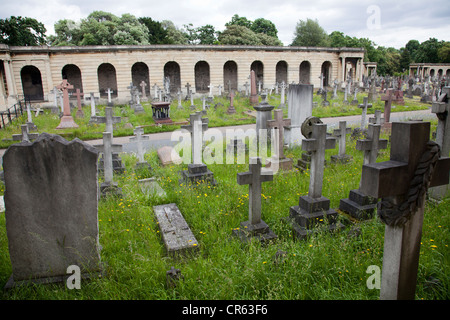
[0, 108, 435, 163]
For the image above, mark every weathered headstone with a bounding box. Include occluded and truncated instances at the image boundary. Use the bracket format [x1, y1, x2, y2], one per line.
[380, 89, 394, 130]
[358, 97, 373, 130]
[295, 116, 323, 171]
[3, 133, 102, 288]
[266, 109, 293, 171]
[105, 88, 114, 107]
[153, 203, 199, 256]
[253, 96, 274, 144]
[129, 126, 151, 171]
[89, 92, 97, 120]
[369, 109, 383, 125]
[140, 80, 147, 100]
[94, 132, 123, 198]
[249, 70, 258, 105]
[339, 124, 388, 220]
[73, 88, 85, 118]
[285, 84, 313, 147]
[227, 91, 236, 114]
[232, 157, 276, 243]
[331, 121, 352, 163]
[157, 146, 182, 166]
[279, 81, 286, 108]
[138, 177, 167, 198]
[56, 80, 79, 129]
[12, 124, 39, 142]
[359, 121, 450, 300]
[289, 123, 344, 239]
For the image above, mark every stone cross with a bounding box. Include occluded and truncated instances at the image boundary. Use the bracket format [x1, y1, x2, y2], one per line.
[56, 80, 78, 129]
[95, 132, 123, 197]
[237, 157, 273, 225]
[358, 97, 373, 130]
[140, 81, 147, 100]
[343, 81, 349, 104]
[185, 82, 191, 99]
[356, 123, 388, 170]
[73, 88, 84, 118]
[381, 89, 394, 129]
[217, 84, 223, 96]
[243, 82, 249, 96]
[181, 112, 208, 165]
[177, 88, 183, 109]
[360, 121, 450, 300]
[90, 92, 97, 117]
[3, 134, 102, 289]
[332, 80, 338, 99]
[279, 81, 286, 107]
[302, 123, 336, 199]
[227, 91, 236, 114]
[129, 126, 150, 164]
[105, 88, 114, 104]
[12, 124, 39, 143]
[331, 121, 352, 163]
[208, 84, 214, 98]
[318, 73, 324, 92]
[369, 109, 383, 125]
[50, 86, 59, 111]
[266, 109, 291, 160]
[95, 107, 121, 135]
[127, 83, 136, 103]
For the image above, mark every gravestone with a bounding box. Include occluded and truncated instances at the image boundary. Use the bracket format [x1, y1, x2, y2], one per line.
[132, 89, 145, 114]
[351, 86, 359, 105]
[25, 102, 37, 131]
[129, 126, 151, 171]
[429, 87, 450, 199]
[359, 121, 450, 300]
[157, 146, 182, 166]
[105, 88, 114, 107]
[339, 124, 388, 220]
[94, 132, 123, 198]
[295, 116, 323, 171]
[358, 97, 373, 130]
[317, 73, 324, 95]
[331, 121, 352, 163]
[227, 91, 236, 114]
[138, 177, 167, 198]
[369, 109, 384, 125]
[151, 101, 173, 124]
[289, 123, 344, 239]
[177, 88, 183, 109]
[380, 89, 394, 130]
[285, 84, 313, 147]
[153, 203, 199, 256]
[343, 80, 350, 105]
[3, 133, 102, 288]
[74, 88, 84, 118]
[226, 137, 248, 160]
[249, 70, 258, 105]
[232, 157, 277, 243]
[266, 109, 293, 171]
[12, 124, 39, 142]
[179, 112, 217, 186]
[56, 80, 79, 129]
[95, 107, 125, 174]
[140, 81, 147, 100]
[89, 92, 98, 122]
[253, 97, 274, 144]
[279, 81, 286, 108]
[321, 88, 329, 106]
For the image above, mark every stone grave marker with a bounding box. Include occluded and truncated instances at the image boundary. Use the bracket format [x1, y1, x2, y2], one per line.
[232, 157, 277, 243]
[3, 133, 102, 288]
[56, 80, 79, 129]
[140, 80, 147, 100]
[94, 132, 123, 198]
[369, 109, 383, 125]
[279, 81, 286, 108]
[105, 88, 114, 107]
[285, 84, 313, 147]
[12, 124, 39, 143]
[295, 116, 323, 171]
[129, 126, 151, 171]
[138, 177, 166, 198]
[381, 89, 394, 130]
[351, 85, 359, 105]
[253, 96, 274, 144]
[153, 203, 199, 256]
[266, 109, 293, 171]
[249, 70, 258, 105]
[358, 97, 373, 130]
[289, 123, 344, 239]
[359, 121, 450, 300]
[331, 121, 352, 163]
[89, 92, 98, 121]
[227, 91, 236, 114]
[179, 112, 217, 185]
[73, 88, 84, 118]
[339, 123, 388, 220]
[157, 146, 182, 166]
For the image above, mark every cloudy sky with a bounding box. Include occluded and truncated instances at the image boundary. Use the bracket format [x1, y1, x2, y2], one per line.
[1, 0, 449, 49]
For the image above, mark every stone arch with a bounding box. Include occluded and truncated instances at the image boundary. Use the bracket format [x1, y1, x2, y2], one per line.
[223, 60, 238, 92]
[251, 61, 264, 87]
[430, 69, 435, 77]
[62, 64, 83, 93]
[299, 61, 311, 84]
[321, 61, 332, 87]
[195, 61, 210, 93]
[438, 69, 443, 79]
[20, 65, 44, 100]
[132, 62, 150, 96]
[446, 69, 450, 77]
[164, 61, 181, 93]
[276, 61, 288, 85]
[97, 63, 117, 98]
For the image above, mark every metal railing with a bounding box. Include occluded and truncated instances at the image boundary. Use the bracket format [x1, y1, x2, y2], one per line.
[0, 96, 29, 129]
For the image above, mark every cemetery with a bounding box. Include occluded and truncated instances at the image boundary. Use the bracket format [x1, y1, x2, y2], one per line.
[0, 76, 448, 301]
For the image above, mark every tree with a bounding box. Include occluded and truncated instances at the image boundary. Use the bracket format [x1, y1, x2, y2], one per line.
[414, 38, 443, 63]
[291, 18, 329, 47]
[437, 42, 450, 63]
[138, 17, 170, 44]
[405, 39, 420, 61]
[0, 16, 47, 46]
[196, 25, 217, 45]
[161, 20, 189, 44]
[399, 47, 412, 71]
[218, 25, 260, 46]
[225, 14, 252, 29]
[251, 18, 278, 38]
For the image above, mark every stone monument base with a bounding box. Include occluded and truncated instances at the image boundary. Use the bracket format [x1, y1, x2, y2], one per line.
[330, 154, 353, 164]
[56, 115, 79, 129]
[100, 181, 122, 198]
[179, 163, 217, 186]
[232, 220, 277, 243]
[289, 195, 345, 240]
[266, 157, 293, 171]
[339, 189, 378, 220]
[99, 153, 125, 174]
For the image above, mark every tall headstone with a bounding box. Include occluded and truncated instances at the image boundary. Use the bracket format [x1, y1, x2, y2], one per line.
[253, 96, 274, 144]
[285, 84, 313, 147]
[381, 89, 394, 130]
[227, 91, 236, 114]
[358, 97, 373, 130]
[331, 121, 352, 163]
[359, 121, 450, 300]
[56, 80, 79, 129]
[105, 88, 114, 107]
[89, 92, 97, 119]
[249, 70, 258, 105]
[129, 126, 151, 171]
[3, 133, 102, 288]
[289, 123, 344, 239]
[74, 88, 85, 118]
[266, 109, 293, 171]
[232, 157, 276, 243]
[279, 81, 286, 108]
[140, 81, 147, 100]
[339, 124, 388, 220]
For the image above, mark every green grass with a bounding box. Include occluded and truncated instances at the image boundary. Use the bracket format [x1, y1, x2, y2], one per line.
[0, 122, 448, 300]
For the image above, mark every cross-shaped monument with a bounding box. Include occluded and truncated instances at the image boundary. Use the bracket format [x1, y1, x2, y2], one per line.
[279, 81, 287, 108]
[185, 82, 192, 101]
[232, 157, 276, 243]
[317, 73, 324, 95]
[129, 126, 151, 171]
[95, 132, 123, 198]
[89, 92, 97, 119]
[140, 81, 147, 100]
[339, 123, 388, 220]
[227, 91, 236, 114]
[266, 109, 292, 171]
[360, 121, 450, 300]
[380, 89, 394, 130]
[331, 121, 352, 163]
[56, 80, 79, 129]
[12, 124, 39, 142]
[358, 97, 373, 130]
[289, 123, 344, 239]
[249, 70, 258, 105]
[105, 88, 114, 107]
[179, 112, 217, 186]
[73, 88, 84, 118]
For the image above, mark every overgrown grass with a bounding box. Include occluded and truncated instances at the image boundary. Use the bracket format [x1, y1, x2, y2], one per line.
[0, 122, 448, 300]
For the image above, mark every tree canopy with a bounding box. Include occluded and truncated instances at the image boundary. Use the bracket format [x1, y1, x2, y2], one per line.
[291, 18, 329, 47]
[0, 16, 47, 46]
